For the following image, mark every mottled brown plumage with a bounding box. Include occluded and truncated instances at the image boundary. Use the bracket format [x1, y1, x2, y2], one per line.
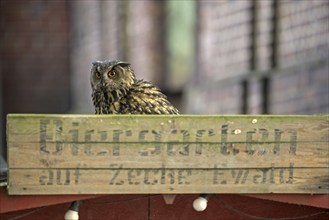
[90, 60, 179, 114]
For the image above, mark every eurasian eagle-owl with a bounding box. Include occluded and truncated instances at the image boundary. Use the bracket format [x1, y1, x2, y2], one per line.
[90, 60, 179, 114]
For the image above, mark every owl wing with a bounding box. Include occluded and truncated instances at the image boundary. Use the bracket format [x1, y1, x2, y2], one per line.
[121, 80, 179, 114]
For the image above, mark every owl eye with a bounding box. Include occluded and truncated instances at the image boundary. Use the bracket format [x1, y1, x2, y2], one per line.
[108, 71, 116, 78]
[95, 72, 101, 78]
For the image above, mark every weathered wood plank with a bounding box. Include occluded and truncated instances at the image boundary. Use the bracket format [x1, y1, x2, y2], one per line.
[8, 142, 329, 169]
[7, 114, 329, 143]
[7, 114, 329, 195]
[8, 168, 329, 195]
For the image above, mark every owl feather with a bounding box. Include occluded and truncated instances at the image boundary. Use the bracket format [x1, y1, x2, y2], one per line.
[90, 60, 179, 115]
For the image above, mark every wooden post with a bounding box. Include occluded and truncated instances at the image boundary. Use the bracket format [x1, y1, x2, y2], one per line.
[6, 114, 329, 195]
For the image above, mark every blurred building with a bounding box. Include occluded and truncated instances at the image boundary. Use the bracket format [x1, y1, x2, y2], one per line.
[187, 0, 329, 114]
[1, 0, 328, 156]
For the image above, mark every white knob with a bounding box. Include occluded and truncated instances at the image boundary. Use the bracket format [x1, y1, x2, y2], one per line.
[193, 196, 208, 212]
[64, 210, 79, 220]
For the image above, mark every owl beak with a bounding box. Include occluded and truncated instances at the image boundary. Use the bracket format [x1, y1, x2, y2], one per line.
[100, 82, 107, 91]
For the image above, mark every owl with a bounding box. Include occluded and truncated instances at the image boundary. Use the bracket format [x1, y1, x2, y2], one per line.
[90, 60, 179, 115]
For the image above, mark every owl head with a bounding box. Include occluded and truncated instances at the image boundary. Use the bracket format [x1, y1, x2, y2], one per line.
[90, 60, 136, 93]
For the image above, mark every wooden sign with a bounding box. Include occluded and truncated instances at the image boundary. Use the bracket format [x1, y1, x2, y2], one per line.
[7, 114, 329, 195]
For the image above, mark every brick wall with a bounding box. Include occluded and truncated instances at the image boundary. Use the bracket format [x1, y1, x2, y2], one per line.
[0, 0, 70, 114]
[186, 0, 329, 115]
[185, 80, 242, 114]
[256, 0, 273, 71]
[269, 0, 329, 114]
[0, 0, 70, 158]
[270, 61, 329, 114]
[188, 0, 255, 114]
[279, 0, 328, 67]
[197, 0, 252, 81]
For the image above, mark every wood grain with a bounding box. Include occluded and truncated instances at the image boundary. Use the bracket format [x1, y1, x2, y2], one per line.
[8, 168, 329, 195]
[7, 114, 329, 195]
[8, 142, 329, 169]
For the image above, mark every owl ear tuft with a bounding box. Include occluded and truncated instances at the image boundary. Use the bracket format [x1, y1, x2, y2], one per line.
[92, 61, 101, 66]
[115, 61, 130, 67]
